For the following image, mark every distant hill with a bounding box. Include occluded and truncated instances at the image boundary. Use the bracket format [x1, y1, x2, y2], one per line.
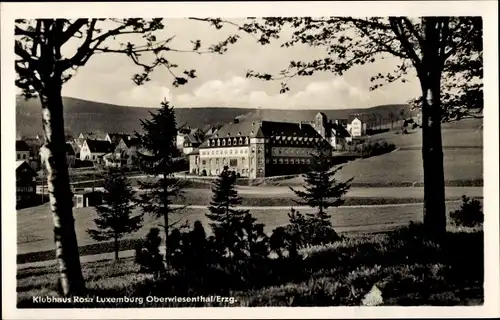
[15, 96, 414, 138]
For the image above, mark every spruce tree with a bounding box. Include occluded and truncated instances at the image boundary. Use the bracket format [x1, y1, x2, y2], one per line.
[206, 166, 249, 258]
[290, 142, 353, 243]
[86, 167, 142, 260]
[136, 100, 186, 266]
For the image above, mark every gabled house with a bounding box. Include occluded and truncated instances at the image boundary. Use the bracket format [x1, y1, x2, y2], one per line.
[176, 127, 205, 152]
[78, 132, 107, 141]
[182, 132, 204, 155]
[105, 133, 132, 146]
[16, 160, 37, 206]
[16, 140, 30, 161]
[104, 136, 141, 167]
[312, 112, 352, 151]
[347, 116, 367, 137]
[79, 139, 113, 162]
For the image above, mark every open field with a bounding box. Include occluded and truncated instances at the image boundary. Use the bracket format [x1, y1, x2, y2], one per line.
[17, 197, 481, 261]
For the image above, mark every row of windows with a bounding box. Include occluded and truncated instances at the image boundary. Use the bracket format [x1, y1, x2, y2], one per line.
[200, 148, 250, 157]
[17, 186, 34, 193]
[272, 158, 311, 165]
[272, 148, 313, 156]
[209, 137, 249, 147]
[16, 153, 28, 160]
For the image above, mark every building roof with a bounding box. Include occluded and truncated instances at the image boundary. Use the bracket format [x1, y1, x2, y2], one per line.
[79, 132, 107, 140]
[108, 133, 132, 145]
[185, 133, 203, 144]
[330, 123, 351, 138]
[16, 140, 30, 152]
[16, 160, 36, 175]
[66, 143, 75, 155]
[122, 137, 141, 149]
[85, 139, 113, 153]
[199, 120, 323, 148]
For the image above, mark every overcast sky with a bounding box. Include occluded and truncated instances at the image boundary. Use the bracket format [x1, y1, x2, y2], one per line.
[59, 18, 421, 109]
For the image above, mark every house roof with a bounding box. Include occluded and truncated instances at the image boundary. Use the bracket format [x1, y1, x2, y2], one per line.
[66, 143, 75, 155]
[85, 139, 113, 153]
[16, 160, 36, 175]
[122, 137, 140, 149]
[16, 140, 30, 152]
[80, 132, 107, 140]
[199, 120, 323, 148]
[108, 133, 132, 145]
[185, 133, 203, 144]
[330, 123, 350, 138]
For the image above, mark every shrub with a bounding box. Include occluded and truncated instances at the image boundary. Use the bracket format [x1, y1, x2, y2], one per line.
[135, 228, 165, 276]
[450, 195, 483, 227]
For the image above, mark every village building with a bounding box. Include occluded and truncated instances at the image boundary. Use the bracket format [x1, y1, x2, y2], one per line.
[191, 118, 329, 179]
[311, 112, 352, 151]
[16, 140, 31, 161]
[105, 133, 132, 146]
[16, 160, 37, 207]
[79, 139, 113, 162]
[103, 136, 140, 167]
[176, 127, 205, 152]
[347, 116, 368, 137]
[182, 133, 204, 155]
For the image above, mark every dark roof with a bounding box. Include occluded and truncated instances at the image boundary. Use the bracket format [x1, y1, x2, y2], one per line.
[85, 139, 113, 153]
[200, 120, 323, 148]
[122, 137, 140, 148]
[185, 133, 203, 144]
[66, 143, 75, 155]
[16, 140, 30, 152]
[16, 160, 36, 175]
[80, 132, 107, 140]
[108, 133, 131, 145]
[330, 123, 350, 138]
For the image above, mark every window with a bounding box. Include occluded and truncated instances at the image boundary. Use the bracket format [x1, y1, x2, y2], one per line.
[216, 158, 219, 164]
[279, 158, 283, 164]
[224, 150, 228, 155]
[284, 158, 288, 164]
[242, 157, 246, 163]
[92, 155, 96, 160]
[211, 151, 214, 155]
[217, 140, 220, 146]
[258, 158, 263, 165]
[230, 159, 238, 166]
[306, 159, 311, 164]
[229, 149, 233, 155]
[273, 159, 277, 164]
[290, 158, 294, 164]
[251, 148, 255, 153]
[202, 160, 206, 165]
[228, 139, 232, 146]
[17, 154, 20, 160]
[239, 138, 243, 144]
[301, 158, 306, 164]
[216, 150, 219, 155]
[233, 138, 237, 145]
[211, 140, 215, 146]
[222, 140, 226, 146]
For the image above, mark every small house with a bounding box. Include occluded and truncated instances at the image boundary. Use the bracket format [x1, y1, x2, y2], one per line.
[79, 139, 113, 162]
[16, 160, 37, 206]
[73, 189, 104, 208]
[16, 140, 30, 161]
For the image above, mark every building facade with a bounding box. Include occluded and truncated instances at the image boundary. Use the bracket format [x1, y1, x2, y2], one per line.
[192, 119, 329, 179]
[80, 139, 113, 162]
[16, 140, 31, 161]
[311, 112, 352, 151]
[16, 160, 37, 206]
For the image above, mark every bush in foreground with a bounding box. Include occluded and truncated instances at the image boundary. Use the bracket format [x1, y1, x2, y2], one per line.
[450, 195, 483, 227]
[17, 222, 483, 307]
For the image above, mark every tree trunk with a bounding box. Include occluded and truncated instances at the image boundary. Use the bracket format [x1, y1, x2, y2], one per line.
[39, 83, 85, 296]
[114, 237, 119, 260]
[419, 18, 447, 238]
[420, 80, 447, 238]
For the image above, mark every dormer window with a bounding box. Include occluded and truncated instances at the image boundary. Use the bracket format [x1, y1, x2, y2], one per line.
[228, 139, 232, 146]
[233, 138, 237, 145]
[217, 139, 220, 146]
[238, 138, 243, 144]
[222, 139, 226, 146]
[211, 140, 216, 146]
[244, 137, 249, 144]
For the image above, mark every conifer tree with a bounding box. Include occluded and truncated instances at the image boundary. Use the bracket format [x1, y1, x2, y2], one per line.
[206, 166, 249, 258]
[290, 142, 353, 243]
[87, 168, 142, 260]
[136, 100, 186, 266]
